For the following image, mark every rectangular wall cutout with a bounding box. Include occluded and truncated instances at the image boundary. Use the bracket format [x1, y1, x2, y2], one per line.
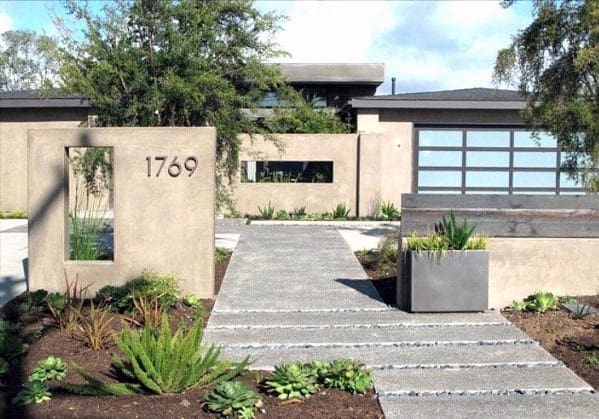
[66, 147, 114, 261]
[241, 160, 333, 183]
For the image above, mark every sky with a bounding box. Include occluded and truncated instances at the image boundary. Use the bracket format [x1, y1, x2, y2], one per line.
[0, 0, 535, 94]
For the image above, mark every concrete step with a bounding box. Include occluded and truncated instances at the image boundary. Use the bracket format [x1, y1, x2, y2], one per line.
[372, 365, 594, 396]
[202, 324, 531, 348]
[207, 309, 509, 328]
[217, 342, 557, 370]
[378, 393, 599, 419]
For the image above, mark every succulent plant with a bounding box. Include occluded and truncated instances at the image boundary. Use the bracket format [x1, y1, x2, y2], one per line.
[29, 356, 68, 382]
[265, 362, 318, 400]
[183, 294, 201, 308]
[321, 359, 373, 394]
[204, 381, 262, 418]
[531, 291, 558, 313]
[12, 380, 52, 405]
[509, 299, 530, 313]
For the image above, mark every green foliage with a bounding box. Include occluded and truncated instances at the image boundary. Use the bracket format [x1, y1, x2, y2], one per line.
[12, 380, 52, 405]
[332, 203, 350, 220]
[69, 147, 113, 197]
[58, 0, 288, 186]
[204, 381, 263, 418]
[561, 296, 578, 305]
[263, 97, 350, 134]
[437, 211, 476, 250]
[60, 363, 140, 395]
[97, 271, 180, 313]
[0, 30, 60, 91]
[509, 299, 530, 313]
[112, 313, 250, 394]
[571, 302, 594, 320]
[29, 356, 67, 383]
[319, 359, 373, 395]
[494, 0, 599, 191]
[44, 279, 89, 330]
[257, 201, 275, 219]
[291, 206, 307, 219]
[380, 202, 400, 220]
[586, 354, 599, 367]
[183, 294, 201, 308]
[265, 362, 318, 400]
[0, 209, 28, 219]
[274, 209, 290, 220]
[215, 247, 231, 265]
[0, 356, 8, 386]
[0, 320, 27, 360]
[530, 291, 558, 313]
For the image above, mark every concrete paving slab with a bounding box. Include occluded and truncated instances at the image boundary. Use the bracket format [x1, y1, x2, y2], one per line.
[218, 342, 558, 370]
[203, 324, 531, 347]
[207, 309, 509, 328]
[212, 226, 388, 312]
[372, 365, 594, 396]
[378, 393, 599, 419]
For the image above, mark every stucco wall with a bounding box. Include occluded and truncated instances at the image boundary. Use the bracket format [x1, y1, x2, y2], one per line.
[233, 134, 359, 215]
[488, 238, 599, 308]
[1, 108, 89, 212]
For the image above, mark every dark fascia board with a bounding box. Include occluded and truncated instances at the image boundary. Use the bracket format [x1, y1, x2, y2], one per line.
[350, 98, 527, 110]
[279, 63, 385, 85]
[0, 97, 92, 109]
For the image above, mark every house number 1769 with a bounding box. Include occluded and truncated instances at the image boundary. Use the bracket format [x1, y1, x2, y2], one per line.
[146, 156, 198, 177]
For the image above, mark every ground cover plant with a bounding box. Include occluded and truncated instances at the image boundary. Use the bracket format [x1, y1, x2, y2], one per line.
[0, 249, 383, 418]
[250, 201, 401, 222]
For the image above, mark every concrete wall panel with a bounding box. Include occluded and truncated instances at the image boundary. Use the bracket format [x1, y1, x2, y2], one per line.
[28, 127, 215, 297]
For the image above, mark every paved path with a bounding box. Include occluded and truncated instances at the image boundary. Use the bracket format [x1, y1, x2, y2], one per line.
[203, 225, 599, 418]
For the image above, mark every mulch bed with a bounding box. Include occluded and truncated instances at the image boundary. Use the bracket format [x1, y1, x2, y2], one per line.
[502, 296, 599, 390]
[1, 252, 383, 418]
[355, 250, 599, 391]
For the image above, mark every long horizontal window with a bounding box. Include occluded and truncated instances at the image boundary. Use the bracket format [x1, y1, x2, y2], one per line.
[241, 160, 333, 183]
[415, 129, 587, 195]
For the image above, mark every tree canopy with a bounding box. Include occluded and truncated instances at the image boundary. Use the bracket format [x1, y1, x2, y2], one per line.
[0, 30, 60, 91]
[494, 0, 598, 191]
[58, 0, 291, 180]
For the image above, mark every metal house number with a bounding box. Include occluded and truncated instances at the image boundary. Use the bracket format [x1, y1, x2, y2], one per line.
[146, 156, 198, 177]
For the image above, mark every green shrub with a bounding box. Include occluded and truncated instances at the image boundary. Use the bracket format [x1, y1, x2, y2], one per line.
[0, 321, 27, 360]
[380, 202, 400, 220]
[0, 356, 8, 384]
[275, 209, 290, 220]
[12, 380, 51, 405]
[112, 314, 250, 394]
[377, 233, 398, 277]
[0, 209, 28, 219]
[204, 381, 263, 418]
[530, 291, 558, 313]
[183, 294, 201, 308]
[97, 271, 179, 313]
[265, 362, 318, 400]
[291, 206, 307, 219]
[257, 201, 275, 219]
[586, 354, 599, 367]
[332, 203, 350, 219]
[29, 356, 67, 382]
[215, 247, 231, 265]
[509, 299, 530, 313]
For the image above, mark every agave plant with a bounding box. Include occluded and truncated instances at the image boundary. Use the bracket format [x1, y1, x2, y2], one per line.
[437, 211, 476, 250]
[204, 381, 262, 418]
[265, 362, 318, 400]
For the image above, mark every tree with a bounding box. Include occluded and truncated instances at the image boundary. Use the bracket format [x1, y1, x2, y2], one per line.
[263, 97, 351, 134]
[58, 0, 289, 183]
[494, 0, 598, 191]
[0, 30, 61, 91]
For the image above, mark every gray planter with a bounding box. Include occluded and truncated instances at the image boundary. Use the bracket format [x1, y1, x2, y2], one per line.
[407, 250, 488, 312]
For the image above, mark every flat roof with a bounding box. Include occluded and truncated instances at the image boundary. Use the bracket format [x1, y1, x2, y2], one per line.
[0, 90, 91, 108]
[278, 63, 384, 85]
[351, 88, 527, 110]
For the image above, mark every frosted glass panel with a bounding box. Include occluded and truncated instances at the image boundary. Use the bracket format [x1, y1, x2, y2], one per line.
[419, 130, 462, 147]
[467, 151, 509, 167]
[514, 131, 557, 148]
[466, 131, 509, 147]
[419, 151, 462, 167]
[465, 171, 509, 188]
[513, 171, 556, 188]
[418, 171, 462, 187]
[513, 152, 556, 168]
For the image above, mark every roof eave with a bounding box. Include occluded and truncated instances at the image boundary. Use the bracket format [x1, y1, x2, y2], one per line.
[0, 98, 92, 108]
[350, 99, 527, 110]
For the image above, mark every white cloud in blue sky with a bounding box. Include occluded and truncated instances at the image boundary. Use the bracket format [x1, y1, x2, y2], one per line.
[1, 0, 534, 94]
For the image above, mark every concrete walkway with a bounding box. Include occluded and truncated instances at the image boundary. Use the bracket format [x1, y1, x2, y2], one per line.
[203, 225, 599, 418]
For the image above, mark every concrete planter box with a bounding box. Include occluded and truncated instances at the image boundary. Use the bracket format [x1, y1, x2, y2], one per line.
[407, 250, 488, 312]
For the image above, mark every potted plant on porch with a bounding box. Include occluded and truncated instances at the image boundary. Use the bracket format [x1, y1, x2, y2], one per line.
[405, 211, 489, 312]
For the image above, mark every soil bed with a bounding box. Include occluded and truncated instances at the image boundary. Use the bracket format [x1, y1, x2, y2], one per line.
[1, 252, 383, 418]
[502, 296, 599, 390]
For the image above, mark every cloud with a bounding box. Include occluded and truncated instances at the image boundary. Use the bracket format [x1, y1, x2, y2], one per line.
[0, 13, 13, 33]
[257, 0, 532, 93]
